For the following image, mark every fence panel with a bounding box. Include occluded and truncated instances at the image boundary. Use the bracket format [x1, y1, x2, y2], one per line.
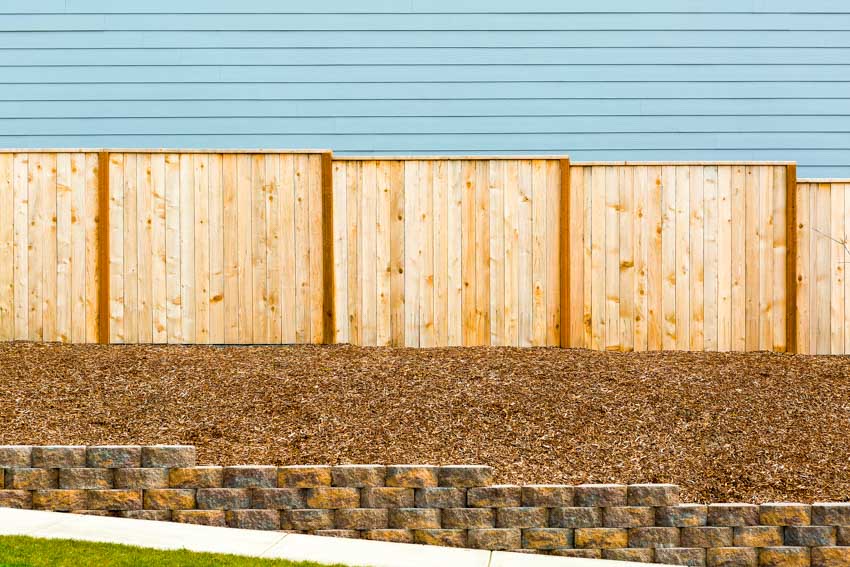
[796, 180, 850, 355]
[566, 162, 794, 352]
[106, 150, 330, 344]
[332, 156, 567, 347]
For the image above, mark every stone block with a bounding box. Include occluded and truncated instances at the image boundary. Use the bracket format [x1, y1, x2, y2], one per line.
[225, 509, 280, 530]
[438, 465, 494, 488]
[5, 468, 58, 489]
[759, 547, 811, 567]
[681, 527, 734, 548]
[812, 547, 850, 567]
[575, 484, 628, 507]
[655, 548, 707, 567]
[467, 485, 522, 508]
[251, 488, 305, 510]
[413, 529, 467, 547]
[550, 507, 602, 528]
[709, 504, 760, 527]
[628, 484, 680, 506]
[467, 528, 521, 550]
[313, 530, 359, 539]
[59, 468, 113, 489]
[331, 465, 385, 488]
[143, 488, 196, 510]
[734, 526, 784, 547]
[0, 446, 32, 468]
[334, 508, 388, 529]
[117, 510, 170, 521]
[168, 467, 223, 489]
[495, 507, 547, 528]
[196, 488, 250, 510]
[385, 465, 438, 488]
[414, 487, 465, 508]
[71, 510, 115, 517]
[31, 446, 86, 468]
[760, 504, 812, 526]
[574, 527, 629, 548]
[784, 526, 836, 547]
[603, 506, 656, 528]
[222, 466, 276, 488]
[140, 445, 196, 468]
[656, 504, 708, 527]
[605, 548, 656, 563]
[837, 527, 850, 546]
[522, 528, 574, 550]
[277, 465, 331, 488]
[708, 547, 758, 567]
[86, 489, 143, 511]
[552, 549, 603, 559]
[304, 487, 360, 509]
[629, 527, 681, 548]
[521, 485, 575, 507]
[172, 510, 226, 527]
[113, 468, 169, 489]
[441, 508, 495, 529]
[281, 509, 335, 530]
[388, 508, 441, 529]
[812, 504, 850, 526]
[86, 446, 141, 468]
[0, 490, 32, 509]
[360, 487, 414, 508]
[361, 529, 414, 544]
[32, 489, 87, 511]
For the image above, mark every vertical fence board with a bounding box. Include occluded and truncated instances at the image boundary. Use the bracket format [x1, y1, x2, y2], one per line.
[0, 155, 13, 340]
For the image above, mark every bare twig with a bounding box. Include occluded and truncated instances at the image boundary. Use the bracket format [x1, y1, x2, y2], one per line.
[810, 227, 850, 264]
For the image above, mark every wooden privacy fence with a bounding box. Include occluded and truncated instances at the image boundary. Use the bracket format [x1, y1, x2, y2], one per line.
[0, 149, 846, 354]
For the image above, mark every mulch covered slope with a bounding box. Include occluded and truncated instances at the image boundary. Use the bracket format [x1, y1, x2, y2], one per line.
[1, 343, 849, 504]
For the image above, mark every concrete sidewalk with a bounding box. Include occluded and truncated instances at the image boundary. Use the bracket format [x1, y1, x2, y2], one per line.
[0, 508, 659, 567]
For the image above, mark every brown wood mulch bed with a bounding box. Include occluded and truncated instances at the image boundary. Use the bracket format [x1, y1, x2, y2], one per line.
[1, 342, 848, 503]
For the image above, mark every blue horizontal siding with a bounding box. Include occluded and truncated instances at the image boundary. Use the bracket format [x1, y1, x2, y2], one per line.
[0, 2, 847, 178]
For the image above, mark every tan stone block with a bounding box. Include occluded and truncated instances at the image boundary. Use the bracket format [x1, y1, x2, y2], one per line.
[5, 468, 58, 489]
[814, 504, 850, 526]
[277, 465, 331, 488]
[468, 528, 521, 550]
[656, 548, 707, 567]
[629, 527, 681, 548]
[467, 485, 522, 508]
[657, 504, 708, 527]
[143, 489, 196, 510]
[496, 507, 547, 528]
[413, 529, 467, 548]
[760, 504, 812, 526]
[552, 549, 602, 559]
[521, 485, 574, 507]
[575, 484, 628, 507]
[709, 503, 759, 527]
[550, 507, 602, 528]
[812, 547, 850, 567]
[140, 445, 196, 468]
[0, 446, 31, 467]
[331, 465, 385, 488]
[388, 508, 440, 529]
[86, 446, 141, 469]
[31, 446, 85, 468]
[116, 510, 171, 521]
[172, 510, 226, 527]
[603, 506, 655, 528]
[438, 465, 494, 488]
[681, 527, 734, 548]
[759, 547, 811, 567]
[708, 547, 759, 567]
[251, 488, 305, 510]
[414, 487, 465, 508]
[522, 528, 573, 550]
[361, 529, 414, 543]
[304, 487, 360, 509]
[225, 509, 279, 530]
[385, 466, 438, 488]
[70, 510, 114, 517]
[628, 484, 680, 506]
[334, 508, 388, 529]
[441, 508, 495, 529]
[281, 509, 335, 530]
[0, 490, 32, 509]
[574, 527, 629, 549]
[168, 467, 223, 489]
[113, 468, 169, 489]
[360, 487, 414, 508]
[837, 527, 850, 546]
[312, 529, 359, 539]
[223, 466, 276, 488]
[32, 489, 87, 511]
[59, 468, 113, 489]
[86, 489, 143, 511]
[196, 488, 250, 509]
[734, 526, 784, 547]
[604, 548, 656, 563]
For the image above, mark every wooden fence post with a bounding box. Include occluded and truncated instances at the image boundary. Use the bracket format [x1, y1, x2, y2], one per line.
[96, 151, 110, 344]
[321, 151, 335, 344]
[785, 162, 798, 353]
[559, 156, 571, 347]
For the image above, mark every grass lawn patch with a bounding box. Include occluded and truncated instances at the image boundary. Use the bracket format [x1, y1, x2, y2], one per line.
[0, 536, 346, 567]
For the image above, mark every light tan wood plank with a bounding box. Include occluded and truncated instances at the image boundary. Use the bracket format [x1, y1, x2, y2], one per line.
[208, 154, 224, 344]
[279, 154, 296, 344]
[389, 161, 406, 347]
[660, 165, 677, 350]
[546, 160, 561, 346]
[703, 166, 719, 351]
[250, 154, 267, 343]
[164, 153, 181, 343]
[590, 166, 606, 350]
[531, 160, 547, 347]
[758, 166, 774, 351]
[150, 154, 167, 344]
[716, 166, 733, 352]
[488, 160, 505, 346]
[446, 161, 464, 347]
[475, 161, 490, 345]
[432, 159, 449, 346]
[830, 179, 845, 353]
[504, 160, 521, 346]
[772, 166, 787, 352]
[646, 166, 663, 351]
[85, 154, 100, 343]
[179, 154, 196, 343]
[689, 165, 704, 351]
[264, 154, 282, 344]
[41, 154, 58, 342]
[13, 154, 28, 340]
[404, 160, 420, 346]
[136, 154, 153, 343]
[619, 166, 635, 351]
[582, 166, 594, 348]
[633, 166, 649, 352]
[603, 166, 621, 350]
[674, 166, 690, 351]
[236, 154, 253, 343]
[0, 155, 13, 340]
[359, 161, 377, 346]
[460, 160, 476, 346]
[69, 153, 88, 343]
[375, 161, 393, 346]
[518, 160, 533, 347]
[55, 154, 71, 343]
[346, 161, 361, 345]
[815, 183, 831, 354]
[566, 165, 583, 348]
[331, 161, 348, 343]
[795, 183, 811, 354]
[744, 166, 760, 351]
[120, 154, 138, 343]
[730, 165, 747, 351]
[844, 183, 850, 354]
[307, 155, 324, 344]
[294, 155, 312, 343]
[105, 153, 123, 343]
[418, 160, 435, 347]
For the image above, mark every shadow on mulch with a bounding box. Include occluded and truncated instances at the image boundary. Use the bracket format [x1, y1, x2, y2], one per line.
[2, 342, 849, 503]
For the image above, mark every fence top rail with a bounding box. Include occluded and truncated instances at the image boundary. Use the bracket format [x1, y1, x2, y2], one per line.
[572, 160, 796, 166]
[333, 154, 569, 161]
[0, 148, 333, 155]
[798, 178, 850, 184]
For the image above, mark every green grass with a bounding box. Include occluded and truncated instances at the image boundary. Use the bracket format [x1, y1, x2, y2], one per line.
[0, 536, 348, 567]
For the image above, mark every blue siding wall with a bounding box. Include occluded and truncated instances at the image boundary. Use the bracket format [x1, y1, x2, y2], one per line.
[1, 0, 849, 177]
